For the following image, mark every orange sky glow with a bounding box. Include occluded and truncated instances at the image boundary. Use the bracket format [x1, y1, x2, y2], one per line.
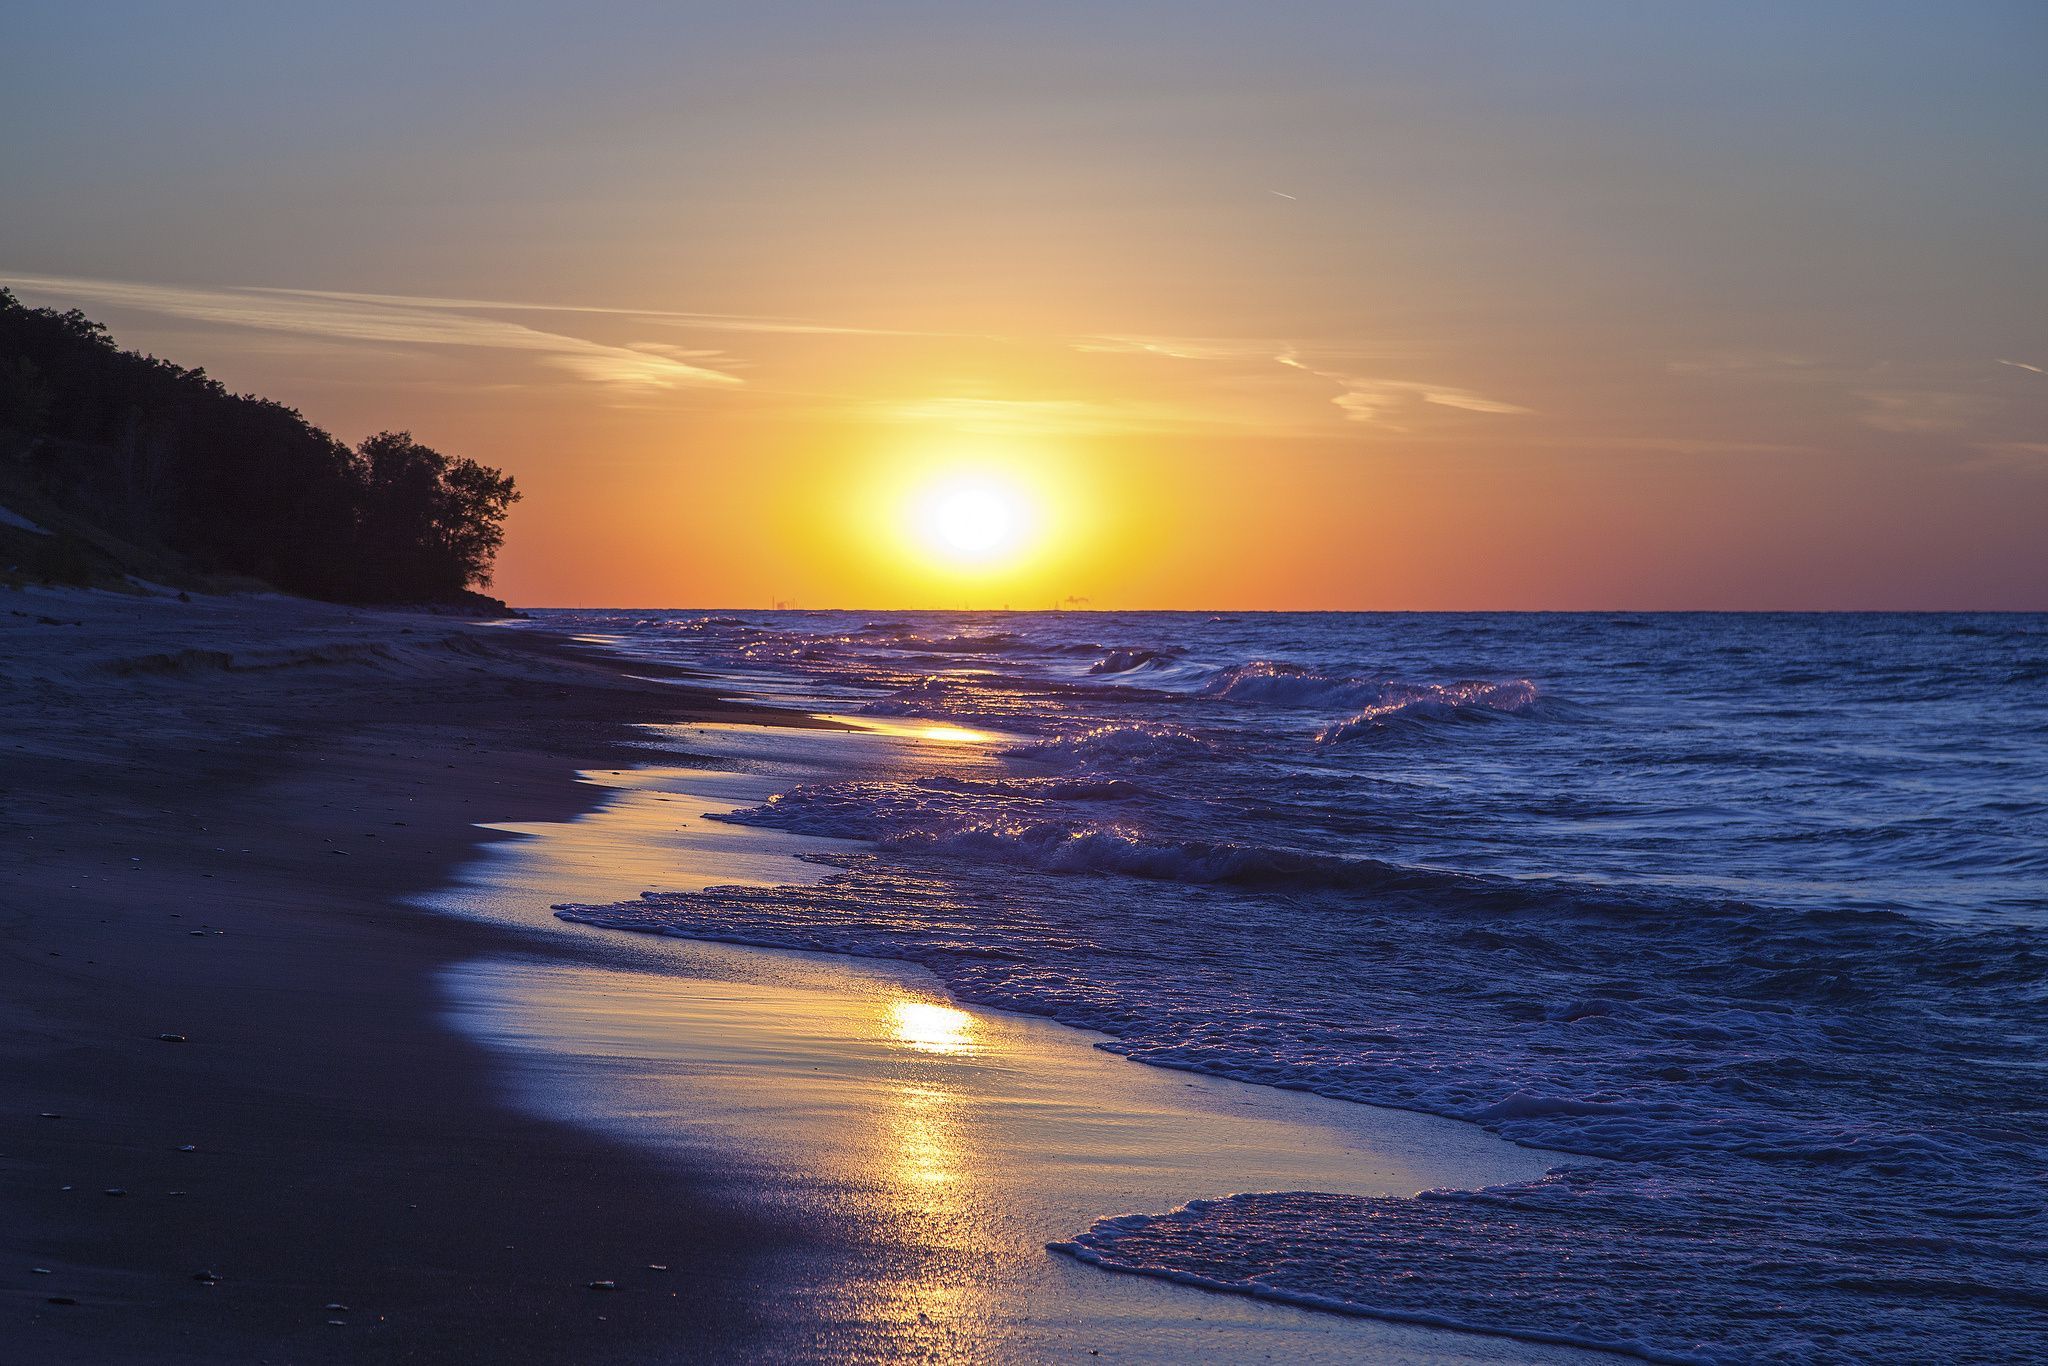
[4, 6, 2043, 608]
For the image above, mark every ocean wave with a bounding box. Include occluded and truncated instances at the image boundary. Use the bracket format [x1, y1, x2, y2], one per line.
[880, 820, 1396, 885]
[1088, 647, 1175, 674]
[917, 773, 1147, 803]
[1316, 679, 1542, 743]
[1000, 721, 1214, 771]
[714, 781, 1391, 886]
[1183, 660, 1546, 740]
[1196, 659, 1391, 708]
[861, 630, 1029, 654]
[1052, 1169, 2046, 1365]
[854, 677, 959, 716]
[553, 844, 2045, 1362]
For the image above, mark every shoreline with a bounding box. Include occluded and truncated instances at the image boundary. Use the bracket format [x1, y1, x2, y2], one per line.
[5, 589, 1589, 1362]
[0, 590, 799, 1361]
[421, 674, 1590, 1362]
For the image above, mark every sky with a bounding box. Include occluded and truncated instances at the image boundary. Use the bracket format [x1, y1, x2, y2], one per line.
[4, 1, 2045, 609]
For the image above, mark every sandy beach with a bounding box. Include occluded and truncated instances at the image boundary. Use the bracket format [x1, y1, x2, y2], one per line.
[3, 589, 1585, 1363]
[0, 589, 806, 1362]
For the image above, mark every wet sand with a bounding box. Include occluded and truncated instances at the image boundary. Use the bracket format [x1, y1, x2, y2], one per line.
[425, 722, 1594, 1362]
[0, 590, 807, 1362]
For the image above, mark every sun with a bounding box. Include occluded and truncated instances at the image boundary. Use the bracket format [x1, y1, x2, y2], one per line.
[910, 475, 1035, 568]
[932, 486, 1012, 556]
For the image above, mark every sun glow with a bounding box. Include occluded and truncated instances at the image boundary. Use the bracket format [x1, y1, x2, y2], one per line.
[833, 439, 1093, 606]
[908, 474, 1038, 570]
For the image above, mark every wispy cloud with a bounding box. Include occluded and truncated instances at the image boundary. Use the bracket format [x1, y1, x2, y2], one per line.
[1075, 333, 1521, 429]
[10, 270, 1547, 438]
[1072, 334, 1285, 362]
[879, 395, 1216, 436]
[1276, 350, 1530, 427]
[1559, 436, 1817, 457]
[4, 272, 742, 390]
[252, 285, 968, 339]
[1967, 441, 2048, 474]
[1855, 389, 1989, 434]
[1664, 351, 1825, 376]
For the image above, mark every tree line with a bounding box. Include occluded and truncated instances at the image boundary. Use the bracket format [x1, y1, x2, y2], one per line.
[0, 288, 517, 604]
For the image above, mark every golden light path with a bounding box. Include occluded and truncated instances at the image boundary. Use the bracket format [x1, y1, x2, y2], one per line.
[436, 753, 1564, 1360]
[886, 999, 978, 1057]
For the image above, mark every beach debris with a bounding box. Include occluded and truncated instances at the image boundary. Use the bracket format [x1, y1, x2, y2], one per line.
[585, 1280, 618, 1291]
[192, 1270, 223, 1284]
[157, 1033, 188, 1042]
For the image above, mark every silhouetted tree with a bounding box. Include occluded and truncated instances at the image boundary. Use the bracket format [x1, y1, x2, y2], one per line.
[0, 288, 518, 603]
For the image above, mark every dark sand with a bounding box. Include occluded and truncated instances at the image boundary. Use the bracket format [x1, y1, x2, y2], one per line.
[0, 591, 811, 1362]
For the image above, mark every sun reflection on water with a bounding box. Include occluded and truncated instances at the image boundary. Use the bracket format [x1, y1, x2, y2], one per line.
[916, 723, 988, 744]
[824, 715, 993, 746]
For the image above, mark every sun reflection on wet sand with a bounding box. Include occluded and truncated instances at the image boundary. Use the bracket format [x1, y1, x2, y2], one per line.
[430, 746, 1582, 1363]
[888, 1084, 959, 1187]
[446, 943, 1575, 1364]
[886, 999, 978, 1055]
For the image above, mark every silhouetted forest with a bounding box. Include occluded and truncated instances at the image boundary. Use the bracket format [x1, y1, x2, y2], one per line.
[0, 289, 517, 604]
